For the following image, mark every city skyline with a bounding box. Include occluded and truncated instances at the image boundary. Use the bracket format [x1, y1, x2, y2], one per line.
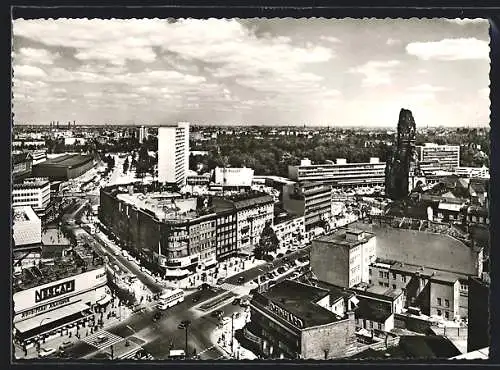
[12, 18, 490, 127]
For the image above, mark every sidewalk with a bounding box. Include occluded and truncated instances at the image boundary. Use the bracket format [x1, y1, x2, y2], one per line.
[14, 300, 134, 360]
[210, 309, 257, 360]
[179, 256, 266, 290]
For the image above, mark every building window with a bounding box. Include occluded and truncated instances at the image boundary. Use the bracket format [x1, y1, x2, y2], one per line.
[378, 323, 382, 330]
[437, 309, 442, 316]
[437, 298, 442, 306]
[445, 299, 449, 308]
[402, 276, 407, 283]
[379, 282, 384, 287]
[445, 311, 450, 319]
[379, 271, 384, 278]
[392, 284, 396, 289]
[369, 321, 373, 329]
[369, 268, 372, 276]
[392, 272, 397, 280]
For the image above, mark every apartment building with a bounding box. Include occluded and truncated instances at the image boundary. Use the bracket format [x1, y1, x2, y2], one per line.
[12, 178, 51, 212]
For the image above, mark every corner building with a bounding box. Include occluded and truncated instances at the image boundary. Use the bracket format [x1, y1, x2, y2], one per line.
[245, 279, 357, 359]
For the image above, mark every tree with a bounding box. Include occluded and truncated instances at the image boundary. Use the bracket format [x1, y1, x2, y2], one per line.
[255, 222, 279, 259]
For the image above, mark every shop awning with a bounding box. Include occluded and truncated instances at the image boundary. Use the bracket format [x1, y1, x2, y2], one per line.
[165, 268, 190, 277]
[15, 301, 90, 334]
[97, 294, 112, 306]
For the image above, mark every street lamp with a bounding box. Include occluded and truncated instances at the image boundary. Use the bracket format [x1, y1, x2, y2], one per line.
[178, 320, 191, 359]
[37, 317, 51, 355]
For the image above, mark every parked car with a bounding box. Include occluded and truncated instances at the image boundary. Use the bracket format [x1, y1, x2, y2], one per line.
[239, 299, 250, 308]
[237, 276, 245, 284]
[232, 298, 240, 305]
[217, 278, 224, 285]
[192, 294, 201, 303]
[276, 253, 284, 258]
[285, 250, 292, 255]
[39, 348, 57, 358]
[220, 317, 231, 325]
[277, 267, 286, 274]
[153, 311, 163, 322]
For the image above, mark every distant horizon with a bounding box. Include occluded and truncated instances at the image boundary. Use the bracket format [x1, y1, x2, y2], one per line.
[12, 19, 489, 127]
[13, 121, 490, 129]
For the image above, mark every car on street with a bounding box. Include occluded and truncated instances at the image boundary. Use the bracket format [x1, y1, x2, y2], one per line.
[277, 267, 286, 274]
[285, 250, 292, 255]
[217, 278, 225, 285]
[59, 341, 73, 353]
[232, 298, 240, 305]
[192, 294, 201, 303]
[95, 335, 108, 344]
[237, 276, 245, 284]
[239, 299, 250, 307]
[153, 311, 163, 322]
[122, 250, 128, 257]
[221, 317, 231, 325]
[140, 266, 147, 272]
[211, 309, 223, 319]
[113, 249, 120, 256]
[39, 348, 57, 358]
[276, 253, 284, 258]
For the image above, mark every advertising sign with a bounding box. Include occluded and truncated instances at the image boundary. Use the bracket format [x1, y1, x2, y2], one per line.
[14, 267, 107, 314]
[268, 301, 304, 328]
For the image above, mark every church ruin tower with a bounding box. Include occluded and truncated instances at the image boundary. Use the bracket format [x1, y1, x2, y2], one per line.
[385, 108, 417, 200]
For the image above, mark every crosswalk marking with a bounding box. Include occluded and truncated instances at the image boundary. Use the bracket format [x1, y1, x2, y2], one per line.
[82, 330, 124, 350]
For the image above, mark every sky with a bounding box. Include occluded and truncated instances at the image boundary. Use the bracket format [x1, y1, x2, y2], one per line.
[12, 18, 490, 127]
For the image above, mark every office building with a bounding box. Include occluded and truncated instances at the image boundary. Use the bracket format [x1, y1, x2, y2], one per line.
[157, 122, 190, 186]
[215, 210, 238, 260]
[30, 150, 47, 165]
[288, 158, 386, 189]
[310, 228, 376, 288]
[212, 191, 274, 254]
[244, 279, 357, 359]
[282, 182, 333, 232]
[12, 178, 51, 213]
[416, 143, 460, 170]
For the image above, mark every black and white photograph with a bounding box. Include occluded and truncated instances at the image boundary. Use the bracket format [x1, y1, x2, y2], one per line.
[11, 17, 490, 361]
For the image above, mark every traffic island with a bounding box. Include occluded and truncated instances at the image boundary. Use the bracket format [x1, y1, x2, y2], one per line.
[197, 292, 238, 312]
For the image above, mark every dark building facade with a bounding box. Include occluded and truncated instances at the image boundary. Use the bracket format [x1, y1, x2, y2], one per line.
[467, 276, 490, 352]
[12, 153, 33, 183]
[215, 209, 238, 260]
[32, 154, 94, 180]
[385, 108, 417, 200]
[244, 280, 357, 359]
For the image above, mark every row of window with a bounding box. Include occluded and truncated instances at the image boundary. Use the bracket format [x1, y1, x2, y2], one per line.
[355, 318, 383, 330]
[370, 269, 407, 283]
[436, 309, 451, 319]
[436, 297, 450, 308]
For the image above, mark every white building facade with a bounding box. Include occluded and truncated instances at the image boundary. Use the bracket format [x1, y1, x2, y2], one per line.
[12, 178, 51, 211]
[157, 122, 190, 186]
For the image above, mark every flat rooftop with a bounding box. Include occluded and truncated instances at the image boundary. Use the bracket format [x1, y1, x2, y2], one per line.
[13, 178, 50, 189]
[36, 154, 93, 168]
[315, 228, 375, 248]
[116, 192, 213, 222]
[42, 228, 71, 246]
[374, 257, 468, 283]
[13, 242, 104, 294]
[353, 282, 404, 300]
[256, 280, 344, 328]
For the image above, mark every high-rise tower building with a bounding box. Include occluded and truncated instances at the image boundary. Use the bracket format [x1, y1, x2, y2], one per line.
[157, 122, 190, 186]
[385, 108, 417, 200]
[138, 125, 148, 144]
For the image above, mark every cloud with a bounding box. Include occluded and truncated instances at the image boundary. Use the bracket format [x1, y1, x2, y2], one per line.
[14, 65, 47, 78]
[407, 84, 449, 93]
[348, 60, 400, 87]
[17, 47, 60, 65]
[386, 38, 400, 46]
[444, 18, 489, 25]
[320, 36, 341, 43]
[406, 38, 489, 60]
